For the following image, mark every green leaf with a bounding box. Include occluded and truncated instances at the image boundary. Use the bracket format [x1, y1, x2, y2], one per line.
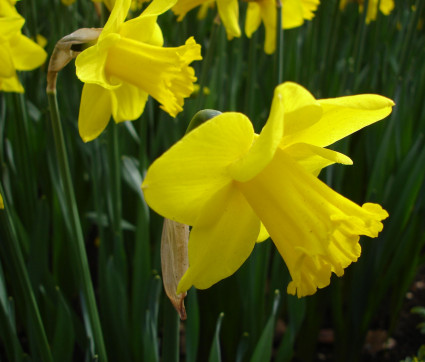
[250, 290, 281, 362]
[208, 313, 224, 362]
[185, 289, 200, 362]
[51, 288, 75, 362]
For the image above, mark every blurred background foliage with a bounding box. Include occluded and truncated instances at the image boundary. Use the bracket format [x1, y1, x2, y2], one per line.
[1, 0, 425, 361]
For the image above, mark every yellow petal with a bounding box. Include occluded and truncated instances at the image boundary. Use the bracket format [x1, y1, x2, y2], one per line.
[75, 32, 122, 90]
[0, 73, 24, 93]
[379, 0, 394, 15]
[75, 0, 131, 88]
[282, 0, 304, 29]
[0, 16, 24, 38]
[197, 1, 215, 19]
[237, 148, 388, 297]
[216, 0, 241, 39]
[282, 93, 394, 148]
[9, 33, 47, 70]
[280, 81, 323, 135]
[121, 0, 177, 44]
[301, 0, 320, 20]
[172, 0, 209, 21]
[0, 43, 14, 77]
[120, 18, 163, 46]
[282, 0, 319, 29]
[245, 2, 262, 38]
[0, 193, 3, 209]
[177, 183, 260, 293]
[142, 112, 254, 226]
[36, 34, 47, 48]
[257, 222, 270, 242]
[283, 142, 352, 176]
[142, 0, 177, 16]
[102, 0, 131, 36]
[105, 36, 201, 117]
[228, 83, 284, 182]
[110, 83, 148, 123]
[261, 0, 277, 54]
[78, 83, 112, 142]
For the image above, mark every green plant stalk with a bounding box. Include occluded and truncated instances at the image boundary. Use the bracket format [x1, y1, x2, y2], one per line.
[196, 21, 219, 110]
[162, 299, 180, 362]
[276, 1, 284, 85]
[47, 91, 107, 361]
[12, 93, 37, 220]
[0, 183, 52, 362]
[350, 0, 369, 91]
[244, 31, 258, 119]
[131, 112, 152, 360]
[108, 125, 123, 244]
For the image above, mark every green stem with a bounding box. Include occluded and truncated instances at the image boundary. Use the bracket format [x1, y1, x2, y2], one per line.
[47, 91, 108, 362]
[0, 183, 52, 362]
[276, 1, 284, 85]
[196, 21, 219, 110]
[108, 124, 123, 245]
[244, 30, 258, 120]
[13, 93, 37, 222]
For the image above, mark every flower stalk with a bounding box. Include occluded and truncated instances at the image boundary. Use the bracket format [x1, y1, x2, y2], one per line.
[0, 183, 53, 362]
[46, 90, 107, 361]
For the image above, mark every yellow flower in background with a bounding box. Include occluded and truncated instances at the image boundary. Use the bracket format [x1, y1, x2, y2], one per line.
[91, 0, 149, 12]
[173, 0, 241, 40]
[340, 0, 394, 23]
[0, 0, 47, 92]
[0, 194, 4, 209]
[35, 34, 47, 48]
[91, 0, 116, 11]
[246, 0, 320, 54]
[75, 0, 202, 142]
[142, 82, 394, 297]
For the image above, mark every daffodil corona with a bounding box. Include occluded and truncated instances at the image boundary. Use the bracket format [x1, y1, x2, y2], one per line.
[75, 0, 202, 142]
[245, 0, 320, 54]
[142, 82, 394, 297]
[0, 0, 47, 92]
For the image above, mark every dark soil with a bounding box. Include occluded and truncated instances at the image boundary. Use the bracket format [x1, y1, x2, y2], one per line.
[313, 267, 425, 362]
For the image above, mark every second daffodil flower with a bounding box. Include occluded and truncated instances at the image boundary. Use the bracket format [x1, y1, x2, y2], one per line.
[75, 0, 202, 142]
[142, 82, 394, 297]
[245, 0, 320, 54]
[0, 0, 47, 92]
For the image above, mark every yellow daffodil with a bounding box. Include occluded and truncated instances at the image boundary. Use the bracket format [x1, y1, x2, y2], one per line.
[142, 82, 394, 297]
[173, 0, 241, 40]
[246, 0, 320, 54]
[339, 0, 394, 23]
[0, 0, 47, 92]
[75, 0, 202, 142]
[91, 0, 150, 13]
[0, 194, 3, 209]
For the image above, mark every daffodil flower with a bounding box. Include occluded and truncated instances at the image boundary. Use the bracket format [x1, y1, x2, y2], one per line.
[0, 193, 4, 209]
[142, 82, 394, 297]
[339, 0, 394, 24]
[245, 0, 320, 54]
[91, 0, 148, 12]
[173, 0, 241, 40]
[0, 0, 47, 92]
[75, 0, 202, 142]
